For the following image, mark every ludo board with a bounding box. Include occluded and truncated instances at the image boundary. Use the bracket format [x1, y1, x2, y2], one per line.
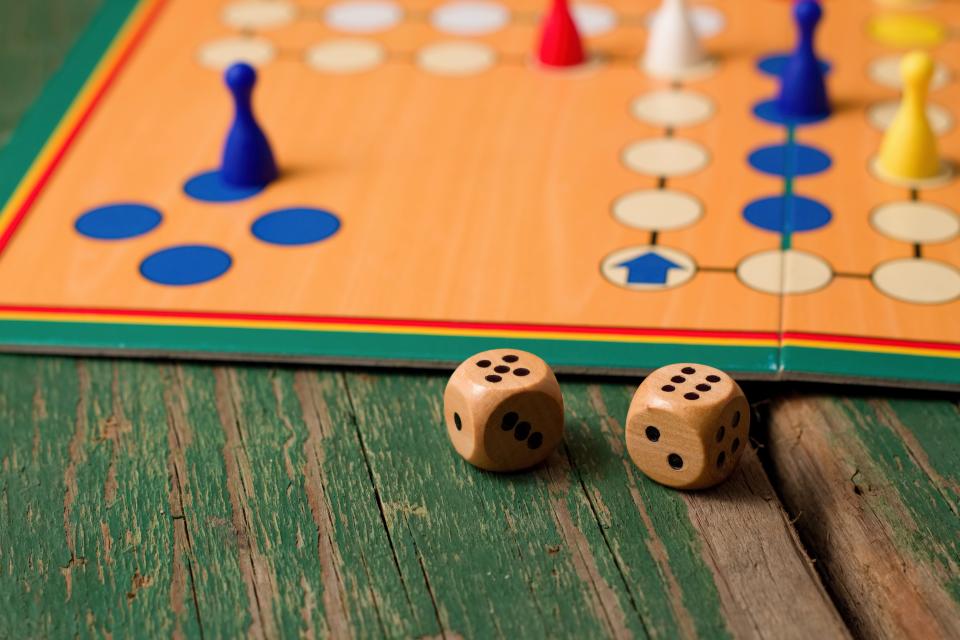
[0, 0, 958, 387]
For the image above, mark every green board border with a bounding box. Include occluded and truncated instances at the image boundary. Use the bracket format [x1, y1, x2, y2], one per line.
[0, 319, 780, 376]
[0, 0, 955, 388]
[782, 346, 959, 389]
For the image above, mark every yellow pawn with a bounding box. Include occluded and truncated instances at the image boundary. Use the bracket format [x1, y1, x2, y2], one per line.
[877, 50, 941, 181]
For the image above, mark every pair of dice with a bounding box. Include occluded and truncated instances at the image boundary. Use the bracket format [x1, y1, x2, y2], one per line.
[444, 349, 750, 490]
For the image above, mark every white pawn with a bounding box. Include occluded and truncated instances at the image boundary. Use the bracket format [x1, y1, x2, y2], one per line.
[643, 0, 705, 78]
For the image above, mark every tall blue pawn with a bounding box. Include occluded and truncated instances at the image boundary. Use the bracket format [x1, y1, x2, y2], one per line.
[777, 0, 829, 120]
[220, 63, 278, 188]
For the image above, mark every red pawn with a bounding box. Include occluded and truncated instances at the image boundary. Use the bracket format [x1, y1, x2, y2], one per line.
[537, 0, 585, 67]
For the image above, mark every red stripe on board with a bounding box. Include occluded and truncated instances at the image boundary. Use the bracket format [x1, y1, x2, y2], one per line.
[783, 331, 960, 352]
[0, 303, 779, 341]
[4, 305, 956, 353]
[6, 305, 957, 353]
[0, 0, 169, 255]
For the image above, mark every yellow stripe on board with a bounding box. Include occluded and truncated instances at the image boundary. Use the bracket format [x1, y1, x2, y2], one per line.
[10, 311, 959, 357]
[784, 338, 960, 360]
[12, 308, 960, 356]
[0, 310, 779, 347]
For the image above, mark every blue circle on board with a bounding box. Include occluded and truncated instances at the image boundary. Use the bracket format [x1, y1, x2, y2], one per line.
[743, 196, 831, 233]
[753, 99, 829, 127]
[251, 207, 341, 246]
[183, 169, 264, 203]
[748, 143, 832, 177]
[74, 203, 162, 240]
[140, 245, 232, 286]
[757, 54, 830, 77]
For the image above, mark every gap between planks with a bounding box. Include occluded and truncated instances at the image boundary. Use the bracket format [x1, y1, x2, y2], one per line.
[766, 393, 960, 640]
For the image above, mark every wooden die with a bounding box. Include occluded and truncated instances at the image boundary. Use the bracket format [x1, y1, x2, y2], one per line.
[626, 363, 749, 490]
[443, 349, 564, 471]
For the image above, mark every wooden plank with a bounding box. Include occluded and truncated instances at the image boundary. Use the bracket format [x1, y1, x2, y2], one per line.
[0, 358, 439, 637]
[0, 358, 201, 636]
[2, 358, 852, 638]
[216, 366, 443, 638]
[344, 372, 849, 639]
[767, 394, 960, 639]
[343, 372, 641, 638]
[562, 382, 849, 640]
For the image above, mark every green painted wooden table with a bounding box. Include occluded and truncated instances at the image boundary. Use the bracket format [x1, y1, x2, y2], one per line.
[1, 3, 958, 638]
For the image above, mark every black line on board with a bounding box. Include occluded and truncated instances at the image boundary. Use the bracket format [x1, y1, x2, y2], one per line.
[649, 231, 659, 245]
[910, 188, 919, 201]
[699, 266, 736, 273]
[664, 126, 675, 138]
[834, 272, 870, 279]
[657, 176, 667, 189]
[913, 243, 923, 258]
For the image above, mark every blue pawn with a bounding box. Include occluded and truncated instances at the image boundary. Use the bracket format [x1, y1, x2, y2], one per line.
[220, 63, 278, 188]
[777, 0, 829, 120]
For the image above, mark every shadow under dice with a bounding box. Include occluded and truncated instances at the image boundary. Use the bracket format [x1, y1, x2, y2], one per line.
[626, 363, 750, 490]
[444, 349, 564, 472]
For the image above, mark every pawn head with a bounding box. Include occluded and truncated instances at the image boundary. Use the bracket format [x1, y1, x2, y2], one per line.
[900, 50, 934, 89]
[794, 0, 822, 29]
[225, 62, 257, 94]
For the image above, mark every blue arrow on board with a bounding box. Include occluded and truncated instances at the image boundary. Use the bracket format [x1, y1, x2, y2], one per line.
[616, 252, 683, 284]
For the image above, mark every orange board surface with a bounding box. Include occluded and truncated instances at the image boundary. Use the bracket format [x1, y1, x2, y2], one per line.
[0, 0, 957, 387]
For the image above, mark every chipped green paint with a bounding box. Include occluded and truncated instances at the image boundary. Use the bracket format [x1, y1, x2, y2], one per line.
[161, 363, 262, 637]
[1, 358, 77, 636]
[882, 398, 960, 511]
[0, 359, 192, 636]
[0, 358, 748, 638]
[223, 366, 438, 638]
[344, 372, 620, 638]
[341, 373, 735, 639]
[835, 397, 960, 606]
[566, 383, 732, 640]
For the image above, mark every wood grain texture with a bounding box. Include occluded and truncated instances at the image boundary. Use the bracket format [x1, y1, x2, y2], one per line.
[1, 356, 851, 638]
[563, 382, 848, 640]
[767, 392, 960, 640]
